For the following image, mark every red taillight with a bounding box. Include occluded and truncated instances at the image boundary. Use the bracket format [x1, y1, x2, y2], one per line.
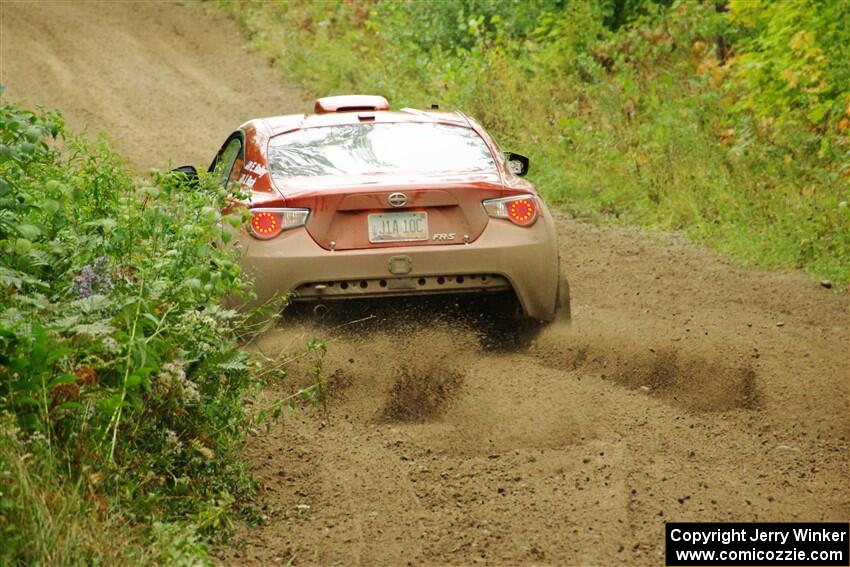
[507, 198, 536, 226]
[247, 208, 310, 239]
[483, 194, 539, 227]
[251, 211, 282, 239]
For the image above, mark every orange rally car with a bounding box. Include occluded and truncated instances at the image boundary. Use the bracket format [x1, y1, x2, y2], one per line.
[200, 95, 569, 331]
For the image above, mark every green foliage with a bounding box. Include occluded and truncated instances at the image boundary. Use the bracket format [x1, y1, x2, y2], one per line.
[730, 0, 850, 131]
[224, 0, 850, 282]
[0, 98, 258, 564]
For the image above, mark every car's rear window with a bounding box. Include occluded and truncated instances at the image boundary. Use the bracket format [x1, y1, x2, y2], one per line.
[267, 122, 497, 180]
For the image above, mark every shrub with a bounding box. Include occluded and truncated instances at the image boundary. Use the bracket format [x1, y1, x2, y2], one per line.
[0, 95, 257, 564]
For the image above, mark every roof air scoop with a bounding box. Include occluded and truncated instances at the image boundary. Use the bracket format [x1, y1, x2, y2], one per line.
[314, 95, 390, 114]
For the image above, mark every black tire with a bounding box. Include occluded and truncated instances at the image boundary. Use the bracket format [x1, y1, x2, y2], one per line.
[481, 266, 570, 350]
[475, 291, 541, 351]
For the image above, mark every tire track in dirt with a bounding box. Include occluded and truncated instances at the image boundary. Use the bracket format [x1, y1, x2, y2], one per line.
[3, 3, 847, 566]
[235, 290, 846, 566]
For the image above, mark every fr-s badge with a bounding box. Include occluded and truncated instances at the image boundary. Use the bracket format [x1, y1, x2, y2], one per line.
[432, 233, 456, 241]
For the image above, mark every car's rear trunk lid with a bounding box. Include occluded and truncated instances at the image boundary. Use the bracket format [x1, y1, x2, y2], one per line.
[276, 172, 505, 251]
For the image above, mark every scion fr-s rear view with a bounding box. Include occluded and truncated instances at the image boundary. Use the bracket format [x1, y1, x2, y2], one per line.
[179, 95, 570, 343]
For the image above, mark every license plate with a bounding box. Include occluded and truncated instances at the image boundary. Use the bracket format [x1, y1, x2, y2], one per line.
[368, 212, 428, 243]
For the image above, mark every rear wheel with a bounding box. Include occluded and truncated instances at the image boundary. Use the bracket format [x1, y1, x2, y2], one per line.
[475, 291, 542, 351]
[475, 292, 529, 351]
[489, 266, 570, 350]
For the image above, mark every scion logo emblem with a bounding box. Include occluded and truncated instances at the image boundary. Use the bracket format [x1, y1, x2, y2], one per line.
[388, 192, 408, 207]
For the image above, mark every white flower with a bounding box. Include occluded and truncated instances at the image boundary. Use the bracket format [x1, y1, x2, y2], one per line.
[165, 429, 184, 449]
[152, 360, 201, 404]
[0, 418, 20, 442]
[182, 379, 201, 403]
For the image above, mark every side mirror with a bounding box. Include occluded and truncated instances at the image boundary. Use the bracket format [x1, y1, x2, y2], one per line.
[504, 152, 530, 177]
[171, 165, 199, 187]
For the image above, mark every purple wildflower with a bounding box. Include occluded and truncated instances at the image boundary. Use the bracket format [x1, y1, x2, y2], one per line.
[71, 256, 113, 299]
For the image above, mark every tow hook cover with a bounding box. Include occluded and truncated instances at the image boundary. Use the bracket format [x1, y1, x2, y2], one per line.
[388, 255, 412, 275]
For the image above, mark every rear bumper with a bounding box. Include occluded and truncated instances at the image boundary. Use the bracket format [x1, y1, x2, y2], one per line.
[236, 209, 559, 321]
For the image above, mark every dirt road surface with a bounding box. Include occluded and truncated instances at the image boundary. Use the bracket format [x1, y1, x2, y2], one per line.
[3, 3, 848, 566]
[0, 0, 307, 170]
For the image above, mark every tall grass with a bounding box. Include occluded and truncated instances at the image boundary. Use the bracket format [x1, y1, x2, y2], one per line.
[0, 428, 152, 565]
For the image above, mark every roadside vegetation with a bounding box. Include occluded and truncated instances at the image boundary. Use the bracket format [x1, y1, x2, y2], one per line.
[0, 96, 273, 565]
[223, 0, 850, 283]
